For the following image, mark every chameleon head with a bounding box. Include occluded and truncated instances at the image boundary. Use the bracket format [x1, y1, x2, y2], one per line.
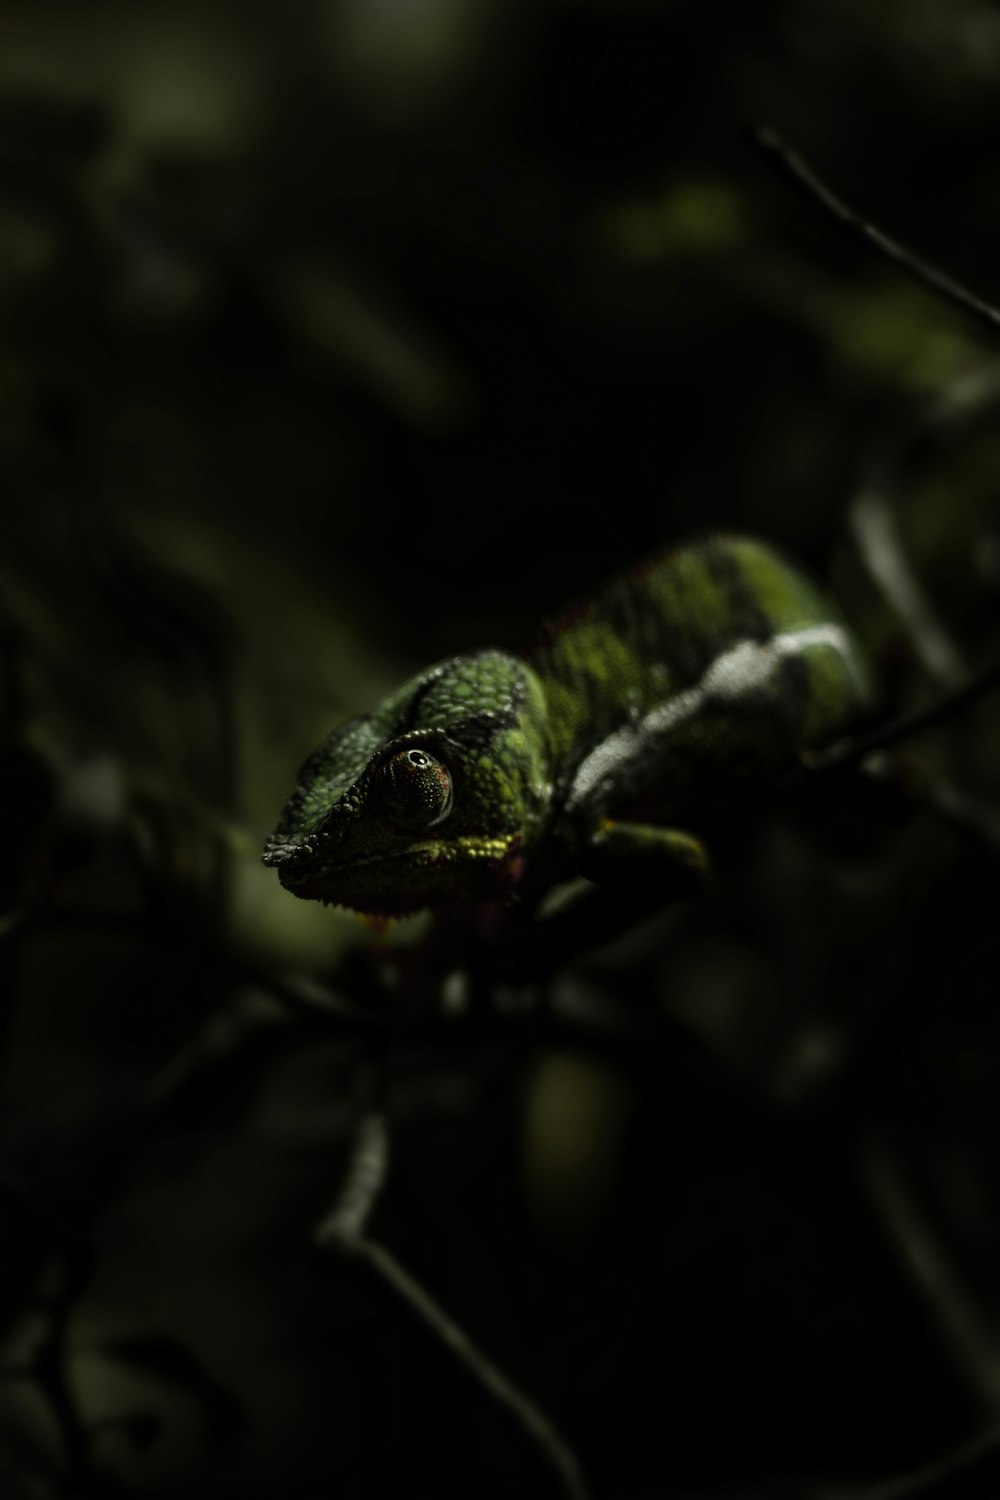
[262, 651, 550, 916]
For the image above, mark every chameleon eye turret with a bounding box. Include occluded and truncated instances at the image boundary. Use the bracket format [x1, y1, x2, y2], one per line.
[380, 747, 453, 832]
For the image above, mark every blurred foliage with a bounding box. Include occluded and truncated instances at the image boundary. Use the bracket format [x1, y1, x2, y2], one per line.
[2, 1, 1000, 1497]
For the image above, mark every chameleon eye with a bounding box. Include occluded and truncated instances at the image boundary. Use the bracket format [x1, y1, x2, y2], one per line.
[382, 747, 453, 832]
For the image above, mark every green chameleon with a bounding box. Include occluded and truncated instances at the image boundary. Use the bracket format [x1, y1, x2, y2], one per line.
[262, 535, 871, 918]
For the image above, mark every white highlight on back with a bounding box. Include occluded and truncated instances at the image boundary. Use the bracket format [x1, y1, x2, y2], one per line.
[566, 622, 859, 809]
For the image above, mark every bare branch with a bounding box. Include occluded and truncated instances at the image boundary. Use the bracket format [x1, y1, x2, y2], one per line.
[315, 1108, 590, 1500]
[749, 126, 1000, 338]
[314, 1110, 389, 1243]
[862, 1131, 1000, 1415]
[342, 1236, 591, 1500]
[806, 656, 1000, 774]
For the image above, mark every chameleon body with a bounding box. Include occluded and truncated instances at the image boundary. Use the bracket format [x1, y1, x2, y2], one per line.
[262, 536, 870, 916]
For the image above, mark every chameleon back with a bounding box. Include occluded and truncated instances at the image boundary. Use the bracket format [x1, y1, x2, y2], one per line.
[529, 534, 870, 826]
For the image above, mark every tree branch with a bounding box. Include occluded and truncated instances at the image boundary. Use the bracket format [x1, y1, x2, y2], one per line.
[749, 126, 1000, 338]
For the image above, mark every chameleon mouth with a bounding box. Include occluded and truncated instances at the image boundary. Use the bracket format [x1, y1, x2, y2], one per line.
[266, 833, 521, 913]
[261, 811, 340, 862]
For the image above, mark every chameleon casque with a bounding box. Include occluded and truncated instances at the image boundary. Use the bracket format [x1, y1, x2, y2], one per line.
[262, 535, 870, 919]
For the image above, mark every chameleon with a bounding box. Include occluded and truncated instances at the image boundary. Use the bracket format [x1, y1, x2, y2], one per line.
[262, 535, 871, 919]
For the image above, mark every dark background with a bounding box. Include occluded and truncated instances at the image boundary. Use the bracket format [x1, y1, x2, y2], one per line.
[2, 1, 1000, 1496]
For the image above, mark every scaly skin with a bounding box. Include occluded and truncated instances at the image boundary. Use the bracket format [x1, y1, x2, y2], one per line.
[262, 535, 871, 916]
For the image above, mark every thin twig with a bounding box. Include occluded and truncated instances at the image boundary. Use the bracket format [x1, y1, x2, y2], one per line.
[850, 484, 968, 689]
[749, 138, 1000, 721]
[343, 1236, 590, 1500]
[917, 773, 1000, 848]
[818, 1426, 1000, 1499]
[315, 1109, 590, 1500]
[848, 368, 1000, 691]
[33, 1254, 99, 1490]
[0, 1173, 101, 1487]
[253, 967, 381, 1029]
[807, 656, 1000, 773]
[749, 128, 1000, 725]
[862, 1131, 1000, 1415]
[314, 1110, 389, 1243]
[749, 126, 1000, 338]
[865, 1428, 1000, 1499]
